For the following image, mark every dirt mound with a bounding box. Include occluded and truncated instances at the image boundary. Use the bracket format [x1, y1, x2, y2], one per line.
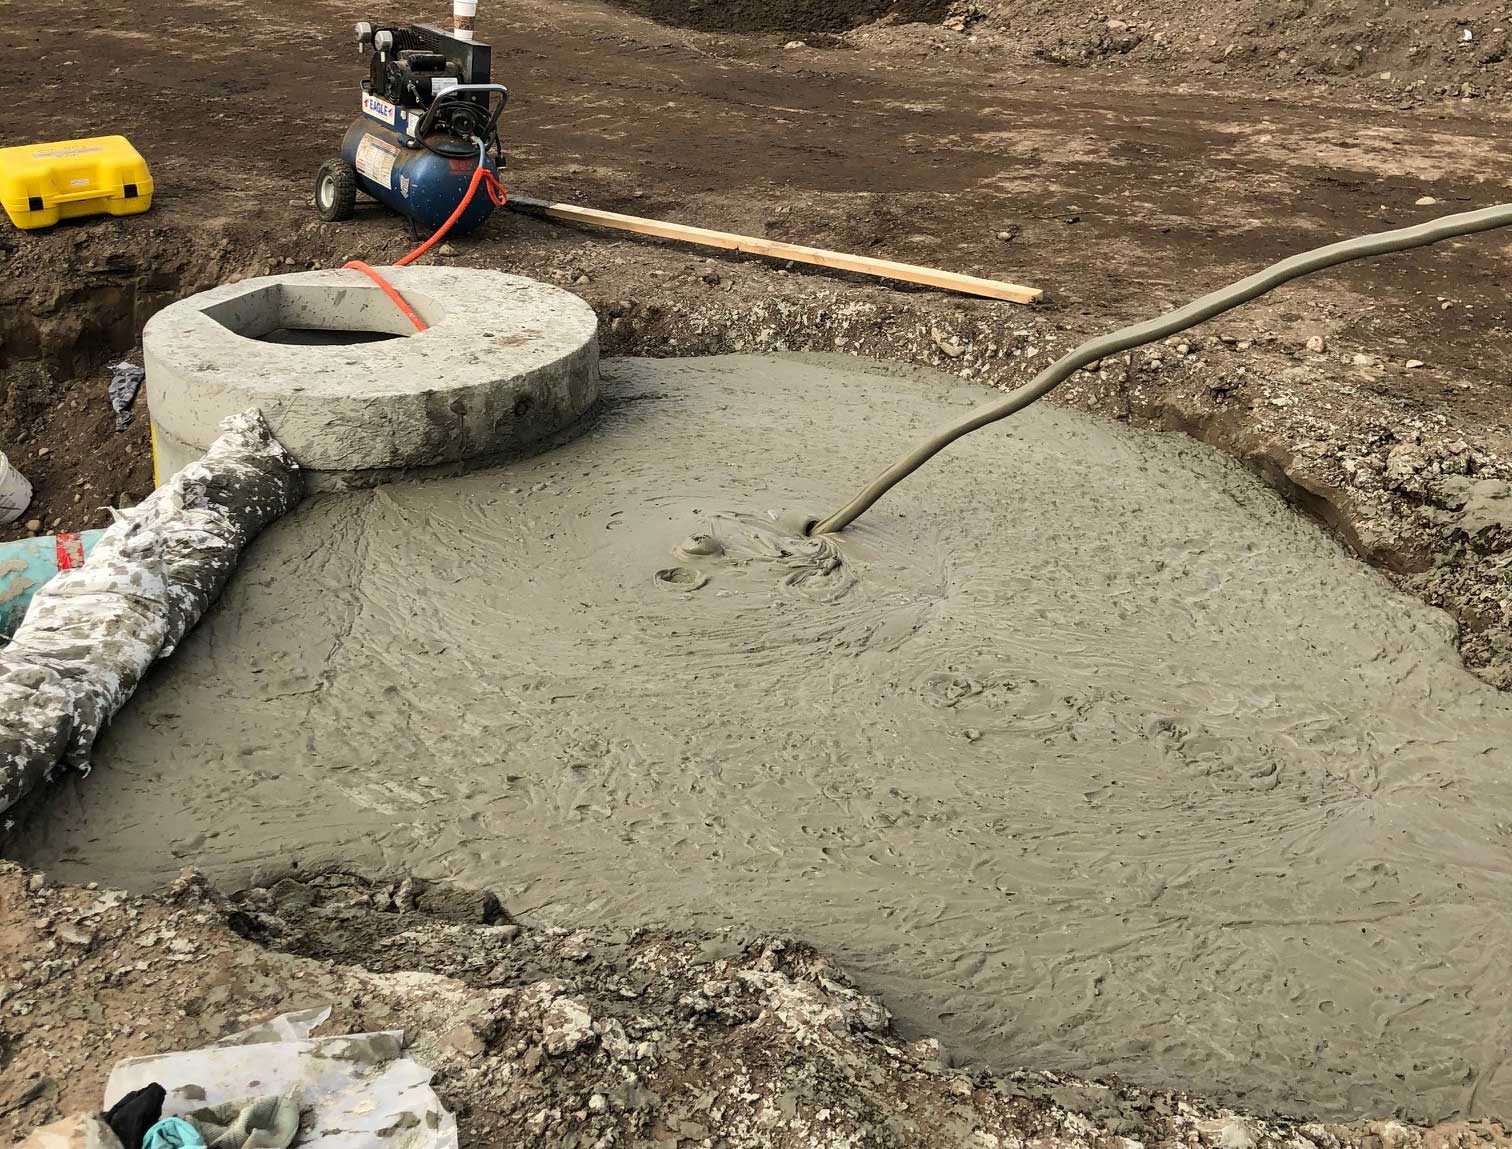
[611, 0, 950, 34]
[610, 0, 1509, 101]
[937, 0, 1508, 101]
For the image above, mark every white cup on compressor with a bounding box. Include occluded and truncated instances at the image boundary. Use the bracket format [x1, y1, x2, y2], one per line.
[453, 0, 477, 40]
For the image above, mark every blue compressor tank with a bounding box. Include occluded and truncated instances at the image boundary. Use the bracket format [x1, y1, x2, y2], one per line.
[340, 118, 500, 235]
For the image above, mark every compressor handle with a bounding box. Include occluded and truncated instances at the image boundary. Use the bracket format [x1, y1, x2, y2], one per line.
[437, 83, 511, 99]
[413, 83, 510, 149]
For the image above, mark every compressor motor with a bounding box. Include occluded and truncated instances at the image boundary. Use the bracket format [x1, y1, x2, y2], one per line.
[315, 20, 508, 235]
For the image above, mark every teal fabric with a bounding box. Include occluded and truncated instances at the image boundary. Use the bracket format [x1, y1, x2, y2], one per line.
[0, 529, 105, 636]
[143, 1118, 205, 1149]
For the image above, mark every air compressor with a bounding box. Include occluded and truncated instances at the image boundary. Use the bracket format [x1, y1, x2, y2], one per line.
[315, 19, 508, 235]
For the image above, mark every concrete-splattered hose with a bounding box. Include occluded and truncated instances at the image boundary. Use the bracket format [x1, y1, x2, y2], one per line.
[811, 203, 1512, 536]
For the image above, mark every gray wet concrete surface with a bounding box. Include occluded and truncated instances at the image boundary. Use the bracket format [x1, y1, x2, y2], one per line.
[11, 355, 1512, 1122]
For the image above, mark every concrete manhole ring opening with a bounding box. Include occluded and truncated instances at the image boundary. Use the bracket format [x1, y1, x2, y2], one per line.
[143, 267, 599, 488]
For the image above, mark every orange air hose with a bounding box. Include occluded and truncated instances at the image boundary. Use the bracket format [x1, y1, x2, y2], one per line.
[342, 260, 429, 330]
[341, 155, 507, 333]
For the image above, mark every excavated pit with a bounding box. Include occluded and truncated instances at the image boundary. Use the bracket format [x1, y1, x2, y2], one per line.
[8, 354, 1512, 1123]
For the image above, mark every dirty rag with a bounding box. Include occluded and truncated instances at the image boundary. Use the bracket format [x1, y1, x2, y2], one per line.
[108, 362, 146, 430]
[184, 1093, 299, 1149]
[103, 1083, 165, 1149]
[142, 1119, 204, 1149]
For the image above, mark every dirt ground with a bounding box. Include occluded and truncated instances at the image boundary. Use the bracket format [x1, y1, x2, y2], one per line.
[6, 861, 1512, 1149]
[3, 0, 1512, 1138]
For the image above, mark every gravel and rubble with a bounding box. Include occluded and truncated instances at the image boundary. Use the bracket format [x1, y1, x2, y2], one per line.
[4, 861, 1511, 1149]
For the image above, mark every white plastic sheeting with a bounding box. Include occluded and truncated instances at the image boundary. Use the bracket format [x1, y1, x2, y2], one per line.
[105, 1008, 458, 1149]
[0, 410, 301, 817]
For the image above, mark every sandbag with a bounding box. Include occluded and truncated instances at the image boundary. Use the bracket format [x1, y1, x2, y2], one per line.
[0, 410, 301, 817]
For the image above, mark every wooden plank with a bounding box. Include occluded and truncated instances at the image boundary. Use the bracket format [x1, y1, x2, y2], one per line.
[508, 197, 1042, 305]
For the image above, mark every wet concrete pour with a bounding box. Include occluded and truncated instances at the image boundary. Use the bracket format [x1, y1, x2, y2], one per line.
[10, 355, 1512, 1121]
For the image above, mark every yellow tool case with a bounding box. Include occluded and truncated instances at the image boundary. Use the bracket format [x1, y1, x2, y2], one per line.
[0, 135, 153, 230]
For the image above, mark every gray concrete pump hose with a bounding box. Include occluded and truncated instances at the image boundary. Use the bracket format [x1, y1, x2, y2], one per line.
[811, 203, 1512, 536]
